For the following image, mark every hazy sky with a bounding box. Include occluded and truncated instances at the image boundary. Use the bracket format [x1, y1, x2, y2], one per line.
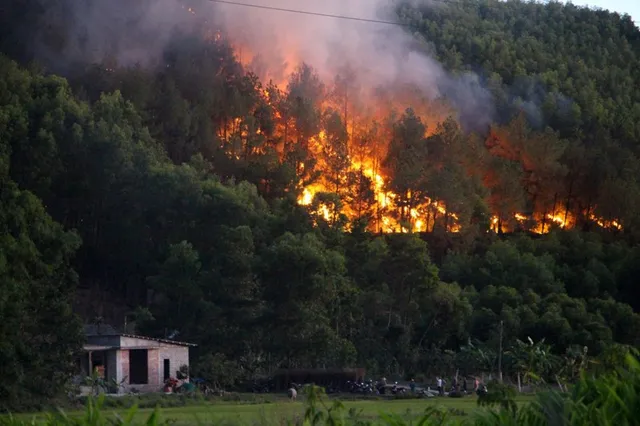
[568, 0, 638, 23]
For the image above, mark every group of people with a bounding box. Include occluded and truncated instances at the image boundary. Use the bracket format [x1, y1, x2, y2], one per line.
[435, 376, 482, 396]
[406, 376, 482, 396]
[285, 375, 484, 400]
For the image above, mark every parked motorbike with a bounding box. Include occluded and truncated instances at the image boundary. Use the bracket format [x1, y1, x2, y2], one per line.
[476, 384, 488, 397]
[391, 382, 407, 395]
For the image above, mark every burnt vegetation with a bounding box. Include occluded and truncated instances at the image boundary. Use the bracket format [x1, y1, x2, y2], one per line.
[1, 0, 640, 410]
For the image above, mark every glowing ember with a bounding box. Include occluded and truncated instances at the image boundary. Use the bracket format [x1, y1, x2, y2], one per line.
[589, 214, 623, 231]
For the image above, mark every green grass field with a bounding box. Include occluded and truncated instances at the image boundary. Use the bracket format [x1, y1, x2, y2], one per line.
[12, 396, 535, 425]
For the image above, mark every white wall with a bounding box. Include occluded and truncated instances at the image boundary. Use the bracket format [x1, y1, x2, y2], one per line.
[158, 344, 190, 381]
[116, 337, 191, 387]
[119, 336, 159, 348]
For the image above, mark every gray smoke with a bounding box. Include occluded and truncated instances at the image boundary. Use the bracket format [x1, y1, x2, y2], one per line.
[33, 0, 197, 71]
[209, 0, 495, 129]
[32, 0, 496, 129]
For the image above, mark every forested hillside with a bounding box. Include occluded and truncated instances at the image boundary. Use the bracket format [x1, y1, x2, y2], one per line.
[399, 0, 640, 229]
[1, 0, 640, 409]
[401, 0, 640, 151]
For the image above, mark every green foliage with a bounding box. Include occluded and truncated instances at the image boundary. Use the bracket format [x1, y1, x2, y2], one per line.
[0, 177, 82, 412]
[477, 381, 517, 415]
[4, 356, 640, 424]
[2, 45, 640, 394]
[470, 352, 640, 426]
[399, 0, 640, 145]
[398, 1, 640, 236]
[1, 0, 640, 408]
[73, 392, 278, 410]
[192, 353, 241, 390]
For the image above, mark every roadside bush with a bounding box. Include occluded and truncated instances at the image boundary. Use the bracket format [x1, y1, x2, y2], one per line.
[476, 380, 517, 414]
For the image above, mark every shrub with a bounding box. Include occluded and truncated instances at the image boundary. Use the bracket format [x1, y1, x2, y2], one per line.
[476, 380, 518, 414]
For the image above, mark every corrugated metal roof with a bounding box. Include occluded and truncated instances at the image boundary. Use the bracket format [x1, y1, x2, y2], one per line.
[83, 344, 164, 351]
[117, 345, 161, 350]
[119, 333, 197, 347]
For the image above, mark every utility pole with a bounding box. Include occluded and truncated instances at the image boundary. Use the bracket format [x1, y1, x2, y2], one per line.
[498, 320, 504, 382]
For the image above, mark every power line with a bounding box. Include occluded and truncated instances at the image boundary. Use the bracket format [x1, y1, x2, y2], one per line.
[205, 0, 521, 27]
[205, 0, 613, 29]
[206, 0, 415, 26]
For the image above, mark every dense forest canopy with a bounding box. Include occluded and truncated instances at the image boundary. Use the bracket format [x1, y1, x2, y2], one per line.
[1, 0, 640, 410]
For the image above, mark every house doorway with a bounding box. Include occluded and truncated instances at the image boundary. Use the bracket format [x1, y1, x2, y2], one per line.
[163, 359, 171, 381]
[91, 351, 107, 378]
[129, 349, 149, 384]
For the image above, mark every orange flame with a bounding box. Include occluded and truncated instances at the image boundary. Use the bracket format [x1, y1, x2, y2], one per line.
[192, 14, 622, 235]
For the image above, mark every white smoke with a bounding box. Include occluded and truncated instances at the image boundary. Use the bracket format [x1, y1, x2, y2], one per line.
[212, 0, 443, 91]
[34, 0, 495, 129]
[207, 0, 493, 128]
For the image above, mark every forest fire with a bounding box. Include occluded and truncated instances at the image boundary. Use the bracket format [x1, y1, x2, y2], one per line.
[181, 3, 624, 235]
[233, 66, 467, 233]
[227, 51, 623, 233]
[491, 210, 575, 234]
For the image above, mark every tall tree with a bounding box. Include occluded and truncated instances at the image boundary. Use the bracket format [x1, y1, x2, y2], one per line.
[382, 109, 430, 231]
[0, 179, 82, 411]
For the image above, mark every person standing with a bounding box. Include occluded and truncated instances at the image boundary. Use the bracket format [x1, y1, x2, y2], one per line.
[288, 387, 297, 401]
[437, 377, 443, 396]
[410, 378, 416, 394]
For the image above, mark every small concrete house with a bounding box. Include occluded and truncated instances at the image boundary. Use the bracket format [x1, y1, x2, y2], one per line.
[80, 325, 196, 393]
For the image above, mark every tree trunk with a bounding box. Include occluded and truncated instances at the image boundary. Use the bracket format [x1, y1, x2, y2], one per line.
[540, 209, 548, 233]
[564, 178, 574, 225]
[432, 208, 439, 233]
[517, 372, 522, 392]
[284, 118, 288, 148]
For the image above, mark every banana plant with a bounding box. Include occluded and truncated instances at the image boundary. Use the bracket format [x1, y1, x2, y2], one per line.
[457, 338, 497, 378]
[555, 346, 590, 391]
[83, 370, 106, 396]
[506, 337, 558, 391]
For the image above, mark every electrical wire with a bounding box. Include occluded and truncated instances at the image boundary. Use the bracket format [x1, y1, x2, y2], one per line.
[205, 0, 615, 28]
[205, 0, 449, 26]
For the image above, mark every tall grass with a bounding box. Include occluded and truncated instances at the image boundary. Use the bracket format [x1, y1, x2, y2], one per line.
[2, 355, 638, 426]
[469, 353, 640, 426]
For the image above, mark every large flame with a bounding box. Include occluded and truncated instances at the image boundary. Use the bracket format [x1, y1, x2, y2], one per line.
[182, 5, 622, 235]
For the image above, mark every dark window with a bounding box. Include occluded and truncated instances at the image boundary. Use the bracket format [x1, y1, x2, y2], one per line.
[129, 349, 149, 384]
[163, 359, 171, 381]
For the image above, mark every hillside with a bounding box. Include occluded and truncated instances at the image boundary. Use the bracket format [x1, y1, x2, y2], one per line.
[1, 0, 640, 410]
[399, 0, 640, 145]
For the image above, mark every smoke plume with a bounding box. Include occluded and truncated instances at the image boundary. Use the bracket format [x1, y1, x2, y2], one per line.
[30, 0, 495, 129]
[208, 0, 495, 129]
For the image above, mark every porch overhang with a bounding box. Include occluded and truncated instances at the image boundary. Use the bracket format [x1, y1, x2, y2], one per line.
[82, 344, 161, 351]
[83, 344, 115, 351]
